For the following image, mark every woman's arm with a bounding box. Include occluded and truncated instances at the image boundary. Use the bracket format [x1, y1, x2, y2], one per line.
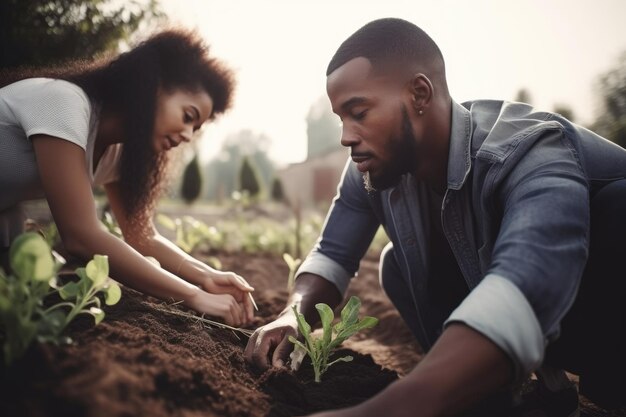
[32, 135, 248, 325]
[105, 181, 255, 322]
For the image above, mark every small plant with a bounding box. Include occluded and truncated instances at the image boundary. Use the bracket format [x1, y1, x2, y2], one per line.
[289, 296, 378, 382]
[157, 214, 224, 254]
[282, 253, 301, 292]
[101, 210, 122, 238]
[0, 232, 121, 365]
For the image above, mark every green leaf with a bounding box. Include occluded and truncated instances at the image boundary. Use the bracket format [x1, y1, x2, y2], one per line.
[59, 281, 80, 300]
[156, 213, 177, 230]
[9, 232, 55, 282]
[333, 320, 344, 334]
[327, 355, 353, 367]
[89, 307, 105, 325]
[0, 294, 9, 312]
[204, 256, 222, 270]
[38, 310, 67, 338]
[357, 316, 379, 330]
[331, 317, 379, 349]
[104, 282, 121, 305]
[288, 336, 310, 354]
[291, 305, 313, 348]
[0, 277, 10, 311]
[340, 296, 361, 326]
[282, 253, 294, 268]
[315, 303, 334, 348]
[85, 255, 109, 286]
[74, 268, 91, 295]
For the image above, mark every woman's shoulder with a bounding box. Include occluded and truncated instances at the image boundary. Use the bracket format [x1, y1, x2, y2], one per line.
[1, 78, 93, 149]
[5, 78, 89, 105]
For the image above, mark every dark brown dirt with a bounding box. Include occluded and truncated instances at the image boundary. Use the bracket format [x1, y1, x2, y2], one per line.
[0, 253, 399, 417]
[0, 252, 623, 417]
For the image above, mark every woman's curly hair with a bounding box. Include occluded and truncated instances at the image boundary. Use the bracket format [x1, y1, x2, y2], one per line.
[1, 29, 235, 233]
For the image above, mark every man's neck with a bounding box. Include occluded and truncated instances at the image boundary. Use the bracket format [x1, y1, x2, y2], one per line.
[418, 97, 452, 193]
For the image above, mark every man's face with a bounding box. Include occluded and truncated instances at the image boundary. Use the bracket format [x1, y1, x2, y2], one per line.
[326, 57, 419, 192]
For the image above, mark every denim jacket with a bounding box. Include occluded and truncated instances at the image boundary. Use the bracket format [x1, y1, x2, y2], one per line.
[297, 100, 626, 379]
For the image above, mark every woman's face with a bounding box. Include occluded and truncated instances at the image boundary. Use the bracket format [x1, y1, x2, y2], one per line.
[153, 87, 214, 153]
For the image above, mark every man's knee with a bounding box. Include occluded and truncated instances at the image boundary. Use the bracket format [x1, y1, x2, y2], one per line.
[590, 179, 626, 236]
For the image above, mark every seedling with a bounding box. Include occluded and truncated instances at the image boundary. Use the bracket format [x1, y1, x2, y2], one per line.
[282, 253, 301, 293]
[101, 211, 122, 238]
[0, 232, 121, 365]
[157, 214, 224, 254]
[289, 296, 378, 382]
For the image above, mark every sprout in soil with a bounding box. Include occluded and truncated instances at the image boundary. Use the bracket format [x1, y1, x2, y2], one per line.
[0, 232, 121, 365]
[289, 295, 378, 382]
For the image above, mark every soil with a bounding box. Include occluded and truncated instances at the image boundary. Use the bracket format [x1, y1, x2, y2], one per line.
[0, 252, 623, 417]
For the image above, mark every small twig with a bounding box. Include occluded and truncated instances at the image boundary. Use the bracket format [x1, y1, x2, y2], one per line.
[248, 292, 259, 311]
[152, 303, 254, 337]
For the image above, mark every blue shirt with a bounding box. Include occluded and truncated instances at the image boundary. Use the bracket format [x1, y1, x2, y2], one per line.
[297, 100, 626, 380]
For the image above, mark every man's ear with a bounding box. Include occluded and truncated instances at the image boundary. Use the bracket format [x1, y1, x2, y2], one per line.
[409, 73, 434, 113]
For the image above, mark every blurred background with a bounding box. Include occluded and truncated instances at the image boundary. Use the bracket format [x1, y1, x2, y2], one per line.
[2, 0, 625, 260]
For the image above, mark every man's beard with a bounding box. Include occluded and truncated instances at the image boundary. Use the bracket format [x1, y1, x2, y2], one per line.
[363, 107, 418, 193]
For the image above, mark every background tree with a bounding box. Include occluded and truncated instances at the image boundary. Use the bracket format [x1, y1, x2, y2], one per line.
[592, 52, 626, 149]
[204, 130, 276, 201]
[239, 156, 261, 199]
[514, 88, 533, 105]
[270, 177, 285, 203]
[553, 104, 576, 123]
[180, 152, 203, 205]
[0, 0, 161, 69]
[306, 96, 342, 159]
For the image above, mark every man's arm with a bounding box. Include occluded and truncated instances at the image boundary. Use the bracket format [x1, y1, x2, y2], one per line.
[446, 128, 590, 382]
[245, 159, 380, 369]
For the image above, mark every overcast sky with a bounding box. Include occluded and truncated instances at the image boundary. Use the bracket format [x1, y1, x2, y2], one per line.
[159, 0, 626, 166]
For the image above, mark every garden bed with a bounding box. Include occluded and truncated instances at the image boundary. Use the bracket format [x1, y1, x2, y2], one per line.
[0, 252, 622, 416]
[0, 253, 415, 417]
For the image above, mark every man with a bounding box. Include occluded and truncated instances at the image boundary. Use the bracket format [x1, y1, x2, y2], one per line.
[245, 18, 626, 416]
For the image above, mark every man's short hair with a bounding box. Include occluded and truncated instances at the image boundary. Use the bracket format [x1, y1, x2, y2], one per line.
[326, 18, 444, 77]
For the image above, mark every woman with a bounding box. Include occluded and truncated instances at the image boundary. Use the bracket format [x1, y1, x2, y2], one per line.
[0, 29, 255, 326]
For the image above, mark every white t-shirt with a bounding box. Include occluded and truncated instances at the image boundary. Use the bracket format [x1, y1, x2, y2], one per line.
[0, 78, 122, 211]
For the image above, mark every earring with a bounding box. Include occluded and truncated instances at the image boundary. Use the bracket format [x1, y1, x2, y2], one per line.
[418, 110, 424, 115]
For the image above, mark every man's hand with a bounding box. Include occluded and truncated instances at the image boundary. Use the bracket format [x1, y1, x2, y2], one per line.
[244, 273, 342, 371]
[244, 312, 299, 370]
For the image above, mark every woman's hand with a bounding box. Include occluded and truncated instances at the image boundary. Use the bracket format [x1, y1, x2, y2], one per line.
[184, 289, 250, 327]
[199, 269, 256, 324]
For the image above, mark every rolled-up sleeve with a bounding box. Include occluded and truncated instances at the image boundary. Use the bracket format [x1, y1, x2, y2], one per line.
[450, 128, 589, 380]
[445, 274, 545, 380]
[297, 251, 353, 296]
[296, 159, 380, 295]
